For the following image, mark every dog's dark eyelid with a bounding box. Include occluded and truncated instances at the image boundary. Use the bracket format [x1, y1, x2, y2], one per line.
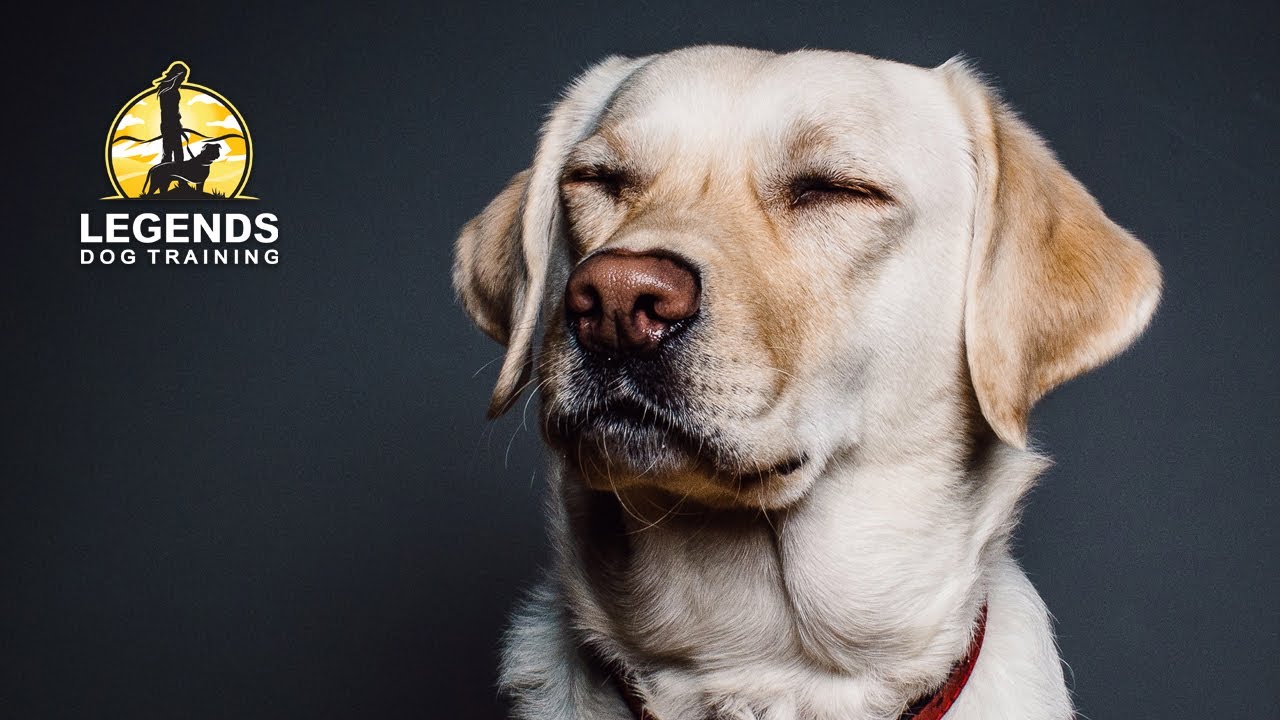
[789, 176, 893, 206]
[564, 166, 630, 193]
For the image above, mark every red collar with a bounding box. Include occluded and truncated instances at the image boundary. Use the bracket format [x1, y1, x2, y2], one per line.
[600, 603, 988, 720]
[901, 603, 987, 720]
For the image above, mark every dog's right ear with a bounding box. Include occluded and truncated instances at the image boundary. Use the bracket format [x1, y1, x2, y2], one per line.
[453, 56, 650, 418]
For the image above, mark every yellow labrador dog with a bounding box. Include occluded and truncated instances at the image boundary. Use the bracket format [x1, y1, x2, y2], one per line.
[454, 46, 1160, 720]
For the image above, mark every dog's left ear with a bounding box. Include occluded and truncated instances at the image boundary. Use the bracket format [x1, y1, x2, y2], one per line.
[453, 56, 650, 418]
[940, 60, 1162, 448]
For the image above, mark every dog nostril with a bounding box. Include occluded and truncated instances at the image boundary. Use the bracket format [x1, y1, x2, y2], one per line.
[566, 285, 601, 318]
[648, 290, 699, 325]
[633, 294, 660, 321]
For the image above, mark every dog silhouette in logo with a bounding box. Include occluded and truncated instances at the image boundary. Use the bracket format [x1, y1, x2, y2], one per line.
[141, 143, 222, 196]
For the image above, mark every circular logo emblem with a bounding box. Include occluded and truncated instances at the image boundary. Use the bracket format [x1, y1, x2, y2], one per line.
[106, 61, 252, 199]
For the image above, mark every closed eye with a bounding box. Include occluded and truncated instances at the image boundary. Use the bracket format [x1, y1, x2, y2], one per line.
[563, 166, 631, 199]
[788, 175, 893, 208]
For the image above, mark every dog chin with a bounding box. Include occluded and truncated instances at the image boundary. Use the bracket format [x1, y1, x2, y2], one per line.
[544, 406, 813, 509]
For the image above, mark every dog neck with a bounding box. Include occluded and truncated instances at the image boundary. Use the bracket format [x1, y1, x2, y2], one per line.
[549, 433, 1045, 717]
[590, 603, 989, 720]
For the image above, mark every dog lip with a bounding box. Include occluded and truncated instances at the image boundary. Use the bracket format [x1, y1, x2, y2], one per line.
[594, 397, 673, 426]
[545, 395, 808, 483]
[546, 395, 693, 441]
[730, 454, 808, 483]
[545, 395, 720, 465]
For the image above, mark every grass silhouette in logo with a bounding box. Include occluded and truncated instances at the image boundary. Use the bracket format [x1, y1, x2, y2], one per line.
[146, 186, 230, 199]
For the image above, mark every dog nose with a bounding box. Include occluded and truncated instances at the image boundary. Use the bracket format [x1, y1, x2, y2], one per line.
[565, 250, 701, 357]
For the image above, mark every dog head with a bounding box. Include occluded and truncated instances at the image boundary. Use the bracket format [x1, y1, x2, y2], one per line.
[454, 47, 1160, 509]
[197, 143, 222, 163]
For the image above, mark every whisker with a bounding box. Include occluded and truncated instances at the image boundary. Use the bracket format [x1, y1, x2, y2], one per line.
[471, 353, 505, 378]
[626, 487, 692, 534]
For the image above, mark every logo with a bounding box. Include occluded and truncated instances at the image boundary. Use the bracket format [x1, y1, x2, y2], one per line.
[82, 61, 278, 266]
[105, 61, 252, 199]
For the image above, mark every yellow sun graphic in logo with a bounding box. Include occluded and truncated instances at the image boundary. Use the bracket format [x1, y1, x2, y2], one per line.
[105, 61, 253, 199]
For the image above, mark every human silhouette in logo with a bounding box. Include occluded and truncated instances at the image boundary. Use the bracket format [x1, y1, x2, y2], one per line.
[153, 62, 189, 163]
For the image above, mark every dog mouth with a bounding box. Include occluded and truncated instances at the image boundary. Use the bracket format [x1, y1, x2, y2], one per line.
[545, 395, 706, 461]
[731, 454, 808, 484]
[544, 394, 807, 484]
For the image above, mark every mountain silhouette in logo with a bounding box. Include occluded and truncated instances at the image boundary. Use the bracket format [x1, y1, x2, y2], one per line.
[106, 62, 253, 199]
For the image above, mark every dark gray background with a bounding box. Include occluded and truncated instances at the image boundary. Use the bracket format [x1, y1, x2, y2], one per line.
[4, 1, 1276, 717]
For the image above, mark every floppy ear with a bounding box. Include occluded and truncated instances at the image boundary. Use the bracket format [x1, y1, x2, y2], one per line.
[942, 60, 1162, 448]
[453, 56, 649, 418]
[454, 170, 530, 348]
